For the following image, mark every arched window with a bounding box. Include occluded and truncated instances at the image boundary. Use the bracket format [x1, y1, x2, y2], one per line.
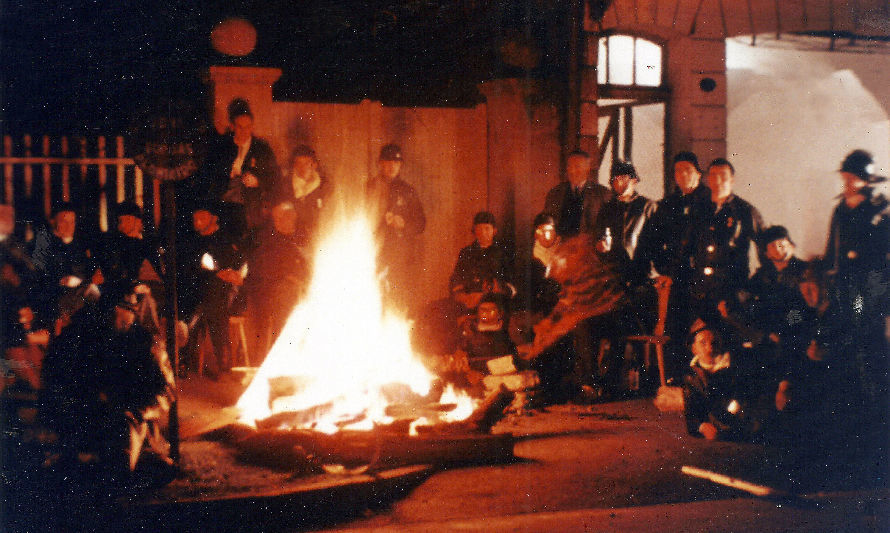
[597, 35, 663, 87]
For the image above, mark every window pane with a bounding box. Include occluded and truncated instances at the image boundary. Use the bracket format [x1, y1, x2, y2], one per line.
[597, 37, 607, 84]
[635, 38, 662, 86]
[607, 35, 634, 85]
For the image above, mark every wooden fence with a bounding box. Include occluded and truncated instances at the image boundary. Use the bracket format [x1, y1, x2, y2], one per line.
[0, 134, 162, 233]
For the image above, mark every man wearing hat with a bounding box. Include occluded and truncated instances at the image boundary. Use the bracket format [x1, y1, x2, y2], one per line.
[543, 150, 612, 238]
[637, 152, 711, 379]
[366, 143, 426, 312]
[594, 160, 657, 285]
[449, 211, 513, 314]
[180, 201, 247, 377]
[823, 150, 889, 410]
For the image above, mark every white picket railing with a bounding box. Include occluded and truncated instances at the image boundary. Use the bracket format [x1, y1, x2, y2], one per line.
[0, 134, 161, 231]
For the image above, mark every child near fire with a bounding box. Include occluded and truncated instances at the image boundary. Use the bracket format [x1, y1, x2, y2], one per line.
[438, 293, 517, 396]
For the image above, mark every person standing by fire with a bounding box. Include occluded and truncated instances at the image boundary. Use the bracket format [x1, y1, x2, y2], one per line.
[822, 149, 889, 418]
[366, 143, 426, 313]
[200, 98, 279, 238]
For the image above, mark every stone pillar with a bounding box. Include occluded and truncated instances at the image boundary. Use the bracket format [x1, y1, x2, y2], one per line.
[206, 66, 282, 137]
[478, 79, 561, 260]
[666, 36, 727, 164]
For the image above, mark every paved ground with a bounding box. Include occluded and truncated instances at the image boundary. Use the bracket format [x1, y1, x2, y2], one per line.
[173, 376, 888, 532]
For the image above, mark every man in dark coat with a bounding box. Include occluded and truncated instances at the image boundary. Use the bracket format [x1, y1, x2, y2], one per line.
[688, 158, 764, 322]
[180, 202, 246, 377]
[449, 211, 513, 314]
[275, 144, 333, 248]
[366, 143, 426, 313]
[199, 98, 280, 236]
[30, 203, 100, 329]
[543, 150, 612, 238]
[822, 149, 889, 412]
[637, 152, 711, 379]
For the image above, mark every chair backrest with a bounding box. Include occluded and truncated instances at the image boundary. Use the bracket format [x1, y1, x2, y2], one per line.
[653, 283, 671, 336]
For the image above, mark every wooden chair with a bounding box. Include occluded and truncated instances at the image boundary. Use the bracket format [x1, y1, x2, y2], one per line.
[625, 282, 671, 388]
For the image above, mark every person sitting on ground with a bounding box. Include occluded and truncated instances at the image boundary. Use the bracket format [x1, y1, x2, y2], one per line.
[436, 293, 517, 397]
[39, 283, 175, 483]
[682, 319, 761, 441]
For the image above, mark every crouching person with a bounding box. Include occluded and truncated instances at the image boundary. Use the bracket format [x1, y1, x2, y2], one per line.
[683, 319, 761, 441]
[39, 282, 175, 485]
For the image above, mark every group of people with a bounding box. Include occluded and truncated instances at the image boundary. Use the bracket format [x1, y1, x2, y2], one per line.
[435, 146, 888, 447]
[2, 95, 888, 486]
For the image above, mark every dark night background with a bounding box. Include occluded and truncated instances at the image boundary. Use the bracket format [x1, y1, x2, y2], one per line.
[1, 0, 575, 136]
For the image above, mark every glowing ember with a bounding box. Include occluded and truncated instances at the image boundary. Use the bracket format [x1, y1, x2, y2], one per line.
[236, 209, 476, 433]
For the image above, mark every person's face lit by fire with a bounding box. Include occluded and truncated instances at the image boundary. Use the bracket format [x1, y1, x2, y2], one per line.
[52, 210, 77, 241]
[473, 223, 496, 249]
[378, 159, 402, 181]
[272, 203, 297, 235]
[691, 329, 716, 366]
[232, 114, 254, 145]
[765, 238, 794, 264]
[610, 173, 636, 199]
[674, 161, 701, 195]
[799, 280, 823, 309]
[291, 155, 318, 181]
[18, 306, 34, 329]
[477, 301, 502, 327]
[566, 154, 591, 189]
[707, 164, 734, 202]
[117, 214, 143, 238]
[192, 209, 218, 236]
[535, 223, 557, 248]
[840, 171, 868, 197]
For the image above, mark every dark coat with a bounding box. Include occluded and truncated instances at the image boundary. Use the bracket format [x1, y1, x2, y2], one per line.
[638, 184, 711, 280]
[199, 133, 280, 224]
[594, 192, 658, 285]
[689, 194, 765, 300]
[543, 180, 613, 238]
[449, 241, 512, 295]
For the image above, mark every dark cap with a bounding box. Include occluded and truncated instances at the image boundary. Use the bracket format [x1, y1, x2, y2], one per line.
[379, 143, 404, 162]
[673, 151, 701, 173]
[227, 98, 253, 122]
[533, 212, 555, 228]
[610, 160, 638, 180]
[290, 144, 317, 162]
[115, 201, 143, 219]
[759, 225, 794, 248]
[839, 149, 887, 183]
[473, 211, 496, 227]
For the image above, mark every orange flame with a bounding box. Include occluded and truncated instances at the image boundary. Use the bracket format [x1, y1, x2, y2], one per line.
[236, 208, 475, 433]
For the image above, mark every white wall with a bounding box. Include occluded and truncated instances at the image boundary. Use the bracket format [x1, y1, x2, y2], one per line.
[726, 38, 890, 259]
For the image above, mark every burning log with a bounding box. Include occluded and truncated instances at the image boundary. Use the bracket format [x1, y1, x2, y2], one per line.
[207, 426, 515, 471]
[416, 385, 515, 434]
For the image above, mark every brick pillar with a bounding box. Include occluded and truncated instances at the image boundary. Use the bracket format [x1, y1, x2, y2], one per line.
[206, 66, 282, 137]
